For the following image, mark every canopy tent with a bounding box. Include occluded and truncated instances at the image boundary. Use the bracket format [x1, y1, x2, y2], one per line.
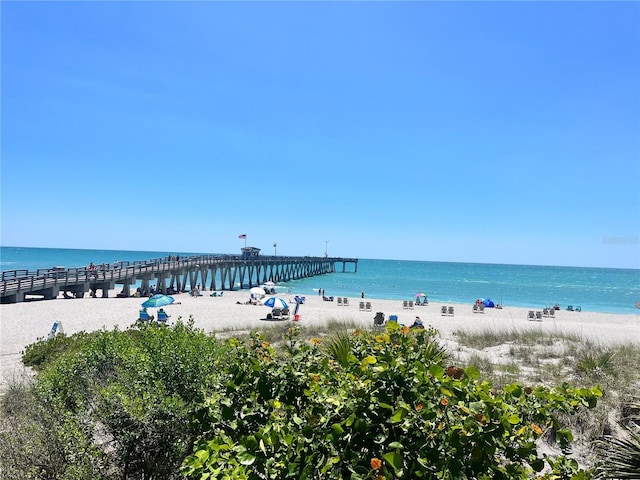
[482, 298, 495, 308]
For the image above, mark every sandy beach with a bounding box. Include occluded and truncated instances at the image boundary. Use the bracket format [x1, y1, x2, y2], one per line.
[1, 288, 639, 392]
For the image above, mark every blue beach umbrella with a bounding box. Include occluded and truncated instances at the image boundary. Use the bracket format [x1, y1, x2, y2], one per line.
[262, 296, 288, 309]
[142, 294, 175, 309]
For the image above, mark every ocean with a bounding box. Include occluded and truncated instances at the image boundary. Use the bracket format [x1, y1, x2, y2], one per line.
[1, 246, 639, 315]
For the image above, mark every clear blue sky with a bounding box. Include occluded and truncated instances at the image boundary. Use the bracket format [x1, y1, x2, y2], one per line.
[1, 1, 639, 269]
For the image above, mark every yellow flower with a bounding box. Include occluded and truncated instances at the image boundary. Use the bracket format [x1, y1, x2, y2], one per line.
[415, 403, 424, 411]
[401, 325, 410, 335]
[261, 341, 270, 348]
[310, 373, 320, 382]
[370, 457, 383, 470]
[310, 337, 321, 345]
[440, 397, 449, 406]
[532, 423, 543, 435]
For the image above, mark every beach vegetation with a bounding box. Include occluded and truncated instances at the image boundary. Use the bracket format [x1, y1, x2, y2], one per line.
[182, 322, 598, 479]
[5, 318, 229, 479]
[455, 325, 640, 473]
[322, 328, 354, 367]
[593, 397, 640, 479]
[0, 320, 616, 479]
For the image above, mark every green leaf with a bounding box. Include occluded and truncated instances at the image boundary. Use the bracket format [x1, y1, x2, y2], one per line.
[331, 423, 344, 435]
[507, 413, 520, 424]
[390, 406, 409, 423]
[465, 365, 480, 380]
[383, 451, 403, 472]
[429, 364, 445, 379]
[195, 449, 209, 463]
[346, 412, 356, 426]
[531, 458, 544, 472]
[236, 448, 256, 466]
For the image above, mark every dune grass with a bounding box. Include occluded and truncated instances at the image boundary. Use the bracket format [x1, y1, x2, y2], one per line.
[453, 325, 640, 456]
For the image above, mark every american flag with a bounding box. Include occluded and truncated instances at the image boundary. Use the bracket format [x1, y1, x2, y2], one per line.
[238, 234, 247, 239]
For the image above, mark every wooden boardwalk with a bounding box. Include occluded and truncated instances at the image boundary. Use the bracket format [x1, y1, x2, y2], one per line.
[0, 255, 358, 304]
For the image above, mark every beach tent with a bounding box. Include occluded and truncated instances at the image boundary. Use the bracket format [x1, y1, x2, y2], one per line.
[482, 298, 495, 308]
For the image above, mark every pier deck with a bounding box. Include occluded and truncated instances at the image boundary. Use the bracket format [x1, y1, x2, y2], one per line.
[1, 255, 358, 304]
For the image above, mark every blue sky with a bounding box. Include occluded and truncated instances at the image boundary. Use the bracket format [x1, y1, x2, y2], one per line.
[1, 1, 638, 269]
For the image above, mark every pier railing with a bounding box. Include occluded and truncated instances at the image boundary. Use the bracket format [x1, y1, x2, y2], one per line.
[1, 254, 358, 304]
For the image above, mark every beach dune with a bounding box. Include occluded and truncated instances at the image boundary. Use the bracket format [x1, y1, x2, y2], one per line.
[1, 289, 639, 392]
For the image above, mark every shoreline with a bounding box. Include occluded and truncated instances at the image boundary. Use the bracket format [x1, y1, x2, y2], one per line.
[1, 288, 639, 393]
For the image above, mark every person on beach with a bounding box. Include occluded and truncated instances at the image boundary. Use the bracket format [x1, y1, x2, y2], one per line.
[410, 316, 424, 329]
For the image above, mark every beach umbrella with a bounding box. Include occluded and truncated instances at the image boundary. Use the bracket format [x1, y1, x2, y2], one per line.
[142, 294, 175, 308]
[415, 293, 426, 298]
[262, 296, 288, 309]
[264, 281, 276, 287]
[250, 287, 265, 296]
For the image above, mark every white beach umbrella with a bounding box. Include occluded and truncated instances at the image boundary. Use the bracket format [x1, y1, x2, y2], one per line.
[250, 287, 265, 296]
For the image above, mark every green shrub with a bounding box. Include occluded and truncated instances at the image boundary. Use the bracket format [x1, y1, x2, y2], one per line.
[0, 382, 110, 479]
[22, 332, 86, 371]
[182, 323, 600, 479]
[13, 319, 229, 479]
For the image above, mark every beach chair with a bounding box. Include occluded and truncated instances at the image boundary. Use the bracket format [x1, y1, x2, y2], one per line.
[542, 308, 549, 317]
[408, 301, 414, 309]
[566, 305, 574, 312]
[535, 311, 543, 321]
[359, 301, 365, 311]
[478, 304, 485, 313]
[271, 308, 282, 319]
[441, 306, 448, 316]
[448, 306, 454, 316]
[337, 297, 343, 306]
[373, 312, 385, 330]
[403, 300, 409, 309]
[157, 310, 170, 323]
[472, 304, 479, 313]
[365, 302, 372, 311]
[280, 308, 290, 320]
[548, 308, 555, 318]
[388, 315, 398, 324]
[138, 309, 154, 322]
[527, 310, 535, 321]
[575, 306, 581, 312]
[343, 297, 349, 306]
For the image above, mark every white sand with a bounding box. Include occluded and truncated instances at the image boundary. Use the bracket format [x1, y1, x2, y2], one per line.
[1, 289, 639, 392]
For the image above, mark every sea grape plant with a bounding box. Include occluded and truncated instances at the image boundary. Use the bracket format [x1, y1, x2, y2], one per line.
[182, 323, 601, 479]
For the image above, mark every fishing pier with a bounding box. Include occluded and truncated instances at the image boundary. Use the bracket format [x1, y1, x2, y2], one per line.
[0, 255, 358, 304]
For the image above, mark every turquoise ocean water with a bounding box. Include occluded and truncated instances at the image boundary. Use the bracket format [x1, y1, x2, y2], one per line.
[1, 246, 639, 315]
